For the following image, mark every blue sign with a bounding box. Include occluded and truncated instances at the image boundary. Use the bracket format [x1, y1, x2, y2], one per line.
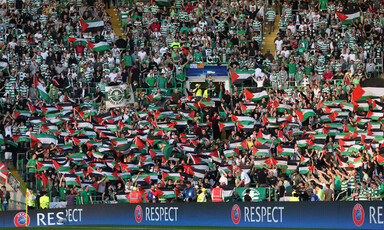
[186, 66, 228, 77]
[2, 202, 384, 229]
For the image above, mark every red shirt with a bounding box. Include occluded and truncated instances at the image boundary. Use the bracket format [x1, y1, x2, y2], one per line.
[185, 5, 193, 14]
[150, 23, 161, 32]
[75, 45, 84, 55]
[323, 72, 334, 80]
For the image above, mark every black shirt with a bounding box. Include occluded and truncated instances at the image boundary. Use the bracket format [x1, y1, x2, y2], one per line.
[244, 194, 252, 202]
[94, 92, 104, 103]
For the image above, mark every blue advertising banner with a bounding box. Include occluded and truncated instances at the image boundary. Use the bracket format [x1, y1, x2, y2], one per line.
[186, 66, 228, 77]
[4, 202, 384, 229]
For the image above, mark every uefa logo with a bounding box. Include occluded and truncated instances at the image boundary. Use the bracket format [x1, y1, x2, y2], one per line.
[135, 205, 143, 223]
[231, 204, 241, 224]
[14, 212, 30, 227]
[352, 203, 364, 226]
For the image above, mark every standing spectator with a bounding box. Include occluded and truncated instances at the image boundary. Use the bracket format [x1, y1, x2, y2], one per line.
[183, 181, 196, 202]
[26, 154, 37, 190]
[81, 186, 93, 205]
[324, 184, 334, 201]
[66, 189, 76, 207]
[1, 186, 10, 211]
[39, 191, 49, 209]
[243, 189, 253, 202]
[266, 7, 276, 34]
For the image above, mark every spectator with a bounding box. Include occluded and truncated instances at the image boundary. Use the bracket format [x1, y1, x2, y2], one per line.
[81, 186, 93, 205]
[0, 186, 10, 211]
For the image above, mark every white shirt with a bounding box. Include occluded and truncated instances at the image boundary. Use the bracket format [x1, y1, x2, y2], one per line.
[240, 172, 251, 184]
[275, 39, 283, 51]
[109, 72, 118, 82]
[219, 175, 228, 185]
[137, 51, 146, 61]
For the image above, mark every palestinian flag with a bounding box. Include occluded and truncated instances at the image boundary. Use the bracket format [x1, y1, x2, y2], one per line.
[252, 146, 270, 156]
[37, 161, 53, 171]
[236, 121, 255, 131]
[352, 79, 384, 101]
[87, 40, 111, 52]
[30, 134, 58, 147]
[254, 158, 268, 169]
[336, 11, 361, 25]
[68, 37, 88, 46]
[229, 140, 247, 150]
[162, 171, 182, 181]
[81, 182, 98, 191]
[230, 69, 253, 83]
[354, 101, 369, 111]
[34, 74, 50, 102]
[296, 139, 310, 148]
[241, 104, 256, 114]
[231, 115, 256, 122]
[13, 136, 30, 143]
[300, 156, 310, 165]
[158, 188, 176, 199]
[308, 141, 324, 151]
[53, 160, 72, 172]
[299, 166, 314, 174]
[295, 109, 316, 123]
[224, 149, 239, 158]
[273, 102, 291, 113]
[277, 145, 295, 156]
[14, 110, 31, 119]
[264, 157, 277, 168]
[218, 122, 236, 132]
[116, 192, 130, 203]
[64, 174, 81, 186]
[244, 89, 268, 102]
[377, 155, 384, 165]
[347, 157, 363, 168]
[340, 102, 353, 112]
[80, 20, 104, 33]
[275, 158, 288, 169]
[283, 164, 297, 174]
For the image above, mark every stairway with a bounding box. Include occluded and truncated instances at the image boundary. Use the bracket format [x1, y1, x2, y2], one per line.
[261, 14, 280, 56]
[9, 168, 27, 193]
[7, 169, 27, 210]
[106, 7, 125, 38]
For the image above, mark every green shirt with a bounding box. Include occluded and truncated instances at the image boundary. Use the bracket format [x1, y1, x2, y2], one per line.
[146, 77, 156, 87]
[27, 159, 37, 173]
[194, 52, 203, 63]
[176, 73, 185, 82]
[59, 187, 67, 200]
[123, 55, 133, 67]
[288, 63, 296, 73]
[81, 190, 91, 204]
[157, 76, 167, 89]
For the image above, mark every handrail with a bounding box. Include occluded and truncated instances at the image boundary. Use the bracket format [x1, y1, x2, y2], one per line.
[9, 199, 26, 205]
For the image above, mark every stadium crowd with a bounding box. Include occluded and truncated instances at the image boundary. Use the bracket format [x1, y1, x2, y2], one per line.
[0, 0, 383, 209]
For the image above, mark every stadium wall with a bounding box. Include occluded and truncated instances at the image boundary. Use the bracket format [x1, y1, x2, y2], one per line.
[7, 202, 384, 228]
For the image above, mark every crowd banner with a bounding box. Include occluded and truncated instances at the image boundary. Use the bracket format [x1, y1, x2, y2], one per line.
[5, 202, 384, 228]
[105, 84, 127, 108]
[235, 187, 268, 201]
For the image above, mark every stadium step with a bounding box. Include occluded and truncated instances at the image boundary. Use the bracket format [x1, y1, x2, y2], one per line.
[9, 168, 27, 194]
[106, 7, 125, 38]
[261, 14, 280, 56]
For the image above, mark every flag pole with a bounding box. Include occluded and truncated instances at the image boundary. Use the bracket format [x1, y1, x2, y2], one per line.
[25, 189, 29, 227]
